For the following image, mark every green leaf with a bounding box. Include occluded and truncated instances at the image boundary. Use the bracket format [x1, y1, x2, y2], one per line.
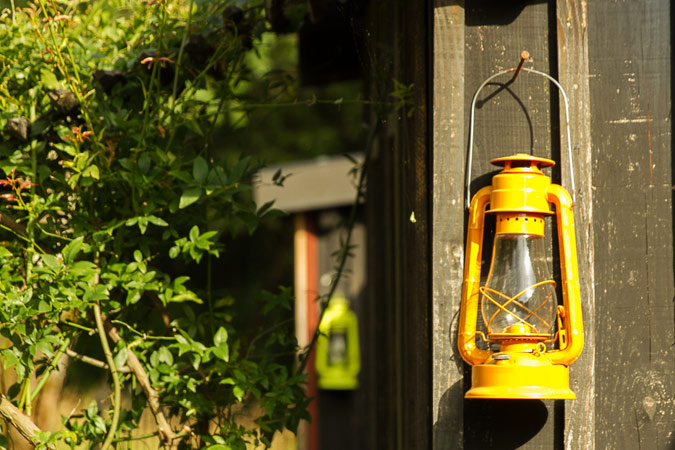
[92, 416, 107, 435]
[194, 88, 216, 103]
[213, 327, 228, 347]
[69, 261, 97, 277]
[36, 339, 54, 358]
[233, 385, 245, 402]
[169, 246, 180, 259]
[126, 289, 142, 305]
[83, 164, 100, 180]
[212, 326, 229, 361]
[158, 346, 174, 365]
[86, 400, 98, 418]
[62, 236, 84, 264]
[138, 216, 148, 234]
[2, 350, 24, 379]
[0, 247, 13, 259]
[179, 187, 202, 209]
[189, 225, 200, 241]
[138, 153, 151, 174]
[212, 344, 229, 361]
[41, 254, 61, 270]
[147, 215, 168, 227]
[193, 156, 208, 184]
[113, 346, 128, 368]
[40, 68, 61, 89]
[84, 285, 109, 302]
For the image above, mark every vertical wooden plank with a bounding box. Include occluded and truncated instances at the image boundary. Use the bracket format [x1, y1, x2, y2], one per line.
[363, 1, 400, 447]
[364, 0, 432, 448]
[464, 2, 556, 177]
[461, 3, 560, 449]
[432, 2, 465, 449]
[400, 1, 432, 449]
[588, 0, 674, 448]
[555, 2, 595, 449]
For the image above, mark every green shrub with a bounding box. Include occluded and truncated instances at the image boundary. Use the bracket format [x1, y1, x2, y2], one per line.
[0, 0, 309, 448]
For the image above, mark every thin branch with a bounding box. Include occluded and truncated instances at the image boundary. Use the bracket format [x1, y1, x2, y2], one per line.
[298, 119, 379, 372]
[94, 302, 121, 450]
[30, 338, 70, 402]
[65, 348, 131, 372]
[110, 319, 175, 341]
[113, 430, 190, 444]
[0, 395, 54, 449]
[104, 320, 182, 449]
[0, 212, 27, 238]
[245, 318, 294, 359]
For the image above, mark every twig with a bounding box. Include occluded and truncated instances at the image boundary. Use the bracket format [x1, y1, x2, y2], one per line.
[298, 119, 379, 372]
[0, 395, 54, 449]
[94, 302, 121, 450]
[0, 212, 27, 238]
[104, 321, 181, 449]
[30, 338, 70, 402]
[65, 348, 131, 372]
[245, 318, 294, 358]
[111, 319, 175, 341]
[113, 430, 190, 444]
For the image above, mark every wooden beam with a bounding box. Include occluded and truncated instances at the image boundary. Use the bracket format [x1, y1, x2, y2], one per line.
[555, 1, 595, 449]
[587, 0, 674, 448]
[461, 3, 559, 449]
[294, 213, 320, 450]
[432, 2, 465, 448]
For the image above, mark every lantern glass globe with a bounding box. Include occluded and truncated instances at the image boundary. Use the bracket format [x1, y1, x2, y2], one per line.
[482, 233, 557, 337]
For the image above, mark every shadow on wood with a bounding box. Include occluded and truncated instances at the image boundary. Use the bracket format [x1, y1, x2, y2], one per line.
[434, 381, 464, 449]
[463, 398, 549, 449]
[466, 0, 548, 26]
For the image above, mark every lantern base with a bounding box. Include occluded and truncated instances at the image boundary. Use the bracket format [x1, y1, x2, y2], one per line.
[466, 356, 575, 400]
[318, 375, 358, 391]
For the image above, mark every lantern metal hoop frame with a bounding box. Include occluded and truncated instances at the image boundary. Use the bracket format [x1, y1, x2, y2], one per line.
[479, 279, 556, 336]
[465, 66, 576, 209]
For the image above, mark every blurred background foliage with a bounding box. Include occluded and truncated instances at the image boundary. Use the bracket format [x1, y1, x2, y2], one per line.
[0, 0, 365, 448]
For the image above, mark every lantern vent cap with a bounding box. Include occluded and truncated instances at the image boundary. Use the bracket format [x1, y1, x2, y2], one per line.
[491, 153, 555, 169]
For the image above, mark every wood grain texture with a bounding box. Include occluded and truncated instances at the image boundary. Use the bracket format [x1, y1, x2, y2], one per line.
[462, 2, 560, 449]
[432, 2, 465, 449]
[588, 0, 674, 449]
[464, 1, 555, 180]
[555, 1, 595, 449]
[399, 1, 433, 449]
[364, 0, 432, 448]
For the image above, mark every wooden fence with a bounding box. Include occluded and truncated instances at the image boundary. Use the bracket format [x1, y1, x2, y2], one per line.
[362, 1, 674, 449]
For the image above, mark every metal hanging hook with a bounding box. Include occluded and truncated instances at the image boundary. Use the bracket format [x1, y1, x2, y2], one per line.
[465, 54, 576, 209]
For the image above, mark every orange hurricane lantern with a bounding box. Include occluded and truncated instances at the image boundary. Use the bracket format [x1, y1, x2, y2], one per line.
[457, 67, 583, 399]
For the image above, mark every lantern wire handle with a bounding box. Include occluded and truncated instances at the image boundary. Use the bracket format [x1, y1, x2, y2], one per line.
[465, 64, 576, 210]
